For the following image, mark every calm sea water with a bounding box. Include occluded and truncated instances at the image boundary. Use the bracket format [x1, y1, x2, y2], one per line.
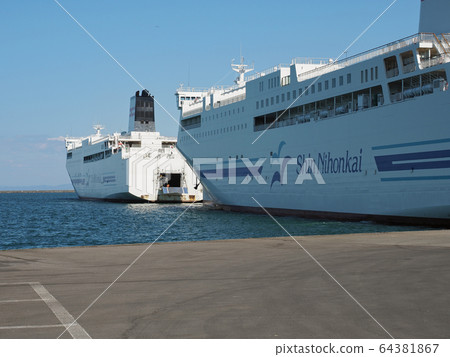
[0, 192, 430, 251]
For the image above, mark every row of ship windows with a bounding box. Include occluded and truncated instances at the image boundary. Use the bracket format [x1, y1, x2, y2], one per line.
[180, 123, 248, 142]
[259, 76, 280, 91]
[256, 74, 354, 110]
[83, 149, 112, 163]
[254, 84, 384, 132]
[181, 72, 446, 140]
[203, 106, 245, 122]
[253, 70, 447, 132]
[257, 67, 379, 105]
[361, 67, 379, 83]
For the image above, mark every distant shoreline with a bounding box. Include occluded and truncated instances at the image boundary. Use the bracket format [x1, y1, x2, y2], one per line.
[0, 190, 75, 194]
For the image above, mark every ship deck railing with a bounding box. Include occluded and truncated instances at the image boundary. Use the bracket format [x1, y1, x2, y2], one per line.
[177, 33, 450, 99]
[420, 53, 449, 69]
[299, 33, 450, 81]
[182, 92, 246, 117]
[291, 58, 331, 65]
[245, 63, 291, 82]
[122, 144, 177, 160]
[176, 84, 240, 94]
[176, 86, 210, 93]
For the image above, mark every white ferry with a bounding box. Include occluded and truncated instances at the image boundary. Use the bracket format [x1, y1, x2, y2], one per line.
[175, 0, 450, 225]
[65, 90, 203, 202]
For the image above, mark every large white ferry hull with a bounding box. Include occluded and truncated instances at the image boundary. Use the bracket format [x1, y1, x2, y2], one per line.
[66, 134, 203, 203]
[177, 13, 450, 225]
[177, 67, 450, 224]
[66, 90, 203, 203]
[67, 148, 131, 201]
[176, 0, 450, 225]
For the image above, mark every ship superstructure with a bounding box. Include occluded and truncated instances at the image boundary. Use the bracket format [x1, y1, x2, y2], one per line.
[66, 90, 203, 202]
[175, 0, 450, 225]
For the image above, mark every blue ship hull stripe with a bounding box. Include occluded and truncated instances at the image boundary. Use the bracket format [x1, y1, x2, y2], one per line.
[372, 138, 450, 151]
[375, 149, 450, 172]
[381, 176, 450, 182]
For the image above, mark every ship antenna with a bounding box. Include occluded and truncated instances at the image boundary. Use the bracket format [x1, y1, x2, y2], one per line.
[93, 124, 104, 136]
[188, 62, 190, 87]
[231, 56, 254, 86]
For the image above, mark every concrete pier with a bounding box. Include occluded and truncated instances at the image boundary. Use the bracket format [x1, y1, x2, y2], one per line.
[0, 230, 449, 339]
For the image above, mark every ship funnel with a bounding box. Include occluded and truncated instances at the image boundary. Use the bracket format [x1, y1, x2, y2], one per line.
[128, 89, 155, 132]
[419, 0, 450, 34]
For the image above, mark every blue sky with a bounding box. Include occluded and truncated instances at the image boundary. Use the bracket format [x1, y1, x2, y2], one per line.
[0, 0, 421, 187]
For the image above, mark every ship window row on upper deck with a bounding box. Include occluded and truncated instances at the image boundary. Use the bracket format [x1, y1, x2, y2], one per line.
[254, 69, 448, 132]
[84, 151, 105, 163]
[82, 149, 113, 163]
[254, 84, 384, 132]
[201, 106, 246, 123]
[388, 70, 447, 103]
[255, 72, 353, 110]
[179, 123, 248, 143]
[181, 104, 247, 130]
[383, 47, 445, 79]
[259, 76, 281, 92]
[361, 67, 379, 83]
[180, 96, 201, 101]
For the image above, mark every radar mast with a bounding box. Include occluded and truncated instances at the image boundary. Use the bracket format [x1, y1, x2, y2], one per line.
[93, 124, 104, 136]
[231, 57, 254, 86]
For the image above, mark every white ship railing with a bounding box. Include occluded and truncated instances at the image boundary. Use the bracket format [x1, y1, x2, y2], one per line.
[122, 145, 175, 160]
[65, 138, 83, 150]
[182, 93, 246, 117]
[176, 85, 239, 94]
[292, 57, 331, 65]
[421, 54, 449, 69]
[182, 86, 246, 116]
[176, 33, 450, 99]
[176, 87, 210, 93]
[245, 63, 290, 82]
[299, 33, 447, 81]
